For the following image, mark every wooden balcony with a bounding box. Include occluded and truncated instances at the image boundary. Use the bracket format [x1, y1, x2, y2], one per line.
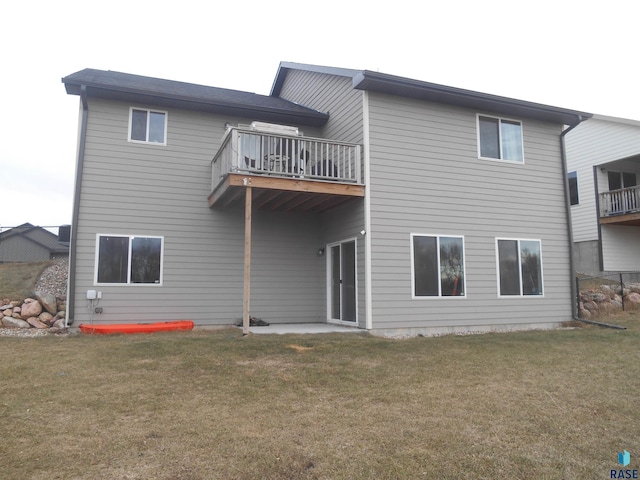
[599, 185, 640, 226]
[208, 126, 364, 212]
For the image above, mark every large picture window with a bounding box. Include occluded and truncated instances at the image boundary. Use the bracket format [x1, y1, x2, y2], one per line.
[478, 115, 524, 163]
[496, 239, 543, 296]
[411, 234, 465, 297]
[96, 235, 163, 285]
[129, 108, 167, 144]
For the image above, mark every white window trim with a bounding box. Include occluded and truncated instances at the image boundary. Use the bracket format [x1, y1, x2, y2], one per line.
[128, 107, 168, 145]
[325, 237, 359, 324]
[495, 237, 544, 298]
[476, 114, 525, 164]
[94, 234, 164, 286]
[410, 233, 467, 300]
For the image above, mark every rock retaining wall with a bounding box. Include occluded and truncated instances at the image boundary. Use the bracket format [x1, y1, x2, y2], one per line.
[579, 283, 640, 319]
[1, 294, 67, 331]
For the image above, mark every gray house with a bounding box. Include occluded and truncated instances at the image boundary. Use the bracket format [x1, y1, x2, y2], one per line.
[62, 62, 589, 335]
[564, 115, 640, 275]
[0, 223, 69, 263]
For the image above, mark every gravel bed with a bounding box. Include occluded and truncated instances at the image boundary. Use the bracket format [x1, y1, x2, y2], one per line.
[0, 328, 67, 337]
[34, 257, 68, 297]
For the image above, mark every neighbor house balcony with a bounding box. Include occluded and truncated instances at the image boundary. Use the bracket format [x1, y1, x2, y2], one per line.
[208, 125, 364, 212]
[599, 185, 640, 226]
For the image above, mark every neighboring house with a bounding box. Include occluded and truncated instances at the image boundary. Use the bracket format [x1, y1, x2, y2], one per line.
[0, 223, 69, 263]
[565, 115, 640, 275]
[62, 63, 589, 335]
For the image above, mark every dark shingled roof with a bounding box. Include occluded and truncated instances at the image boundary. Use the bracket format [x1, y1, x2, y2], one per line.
[62, 69, 329, 127]
[0, 223, 69, 254]
[272, 62, 591, 127]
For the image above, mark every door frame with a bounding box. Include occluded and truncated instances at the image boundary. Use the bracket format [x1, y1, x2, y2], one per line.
[326, 237, 358, 325]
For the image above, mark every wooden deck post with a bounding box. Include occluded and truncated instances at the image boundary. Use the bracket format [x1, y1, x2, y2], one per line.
[243, 186, 252, 335]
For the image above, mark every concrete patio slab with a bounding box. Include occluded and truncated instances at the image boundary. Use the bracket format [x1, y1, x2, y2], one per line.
[245, 323, 363, 335]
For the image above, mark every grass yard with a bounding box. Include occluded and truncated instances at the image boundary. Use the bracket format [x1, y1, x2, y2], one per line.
[1, 312, 639, 479]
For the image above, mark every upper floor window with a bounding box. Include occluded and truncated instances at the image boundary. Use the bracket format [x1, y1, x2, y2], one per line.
[95, 234, 163, 285]
[568, 171, 579, 205]
[411, 234, 466, 298]
[478, 115, 523, 163]
[496, 239, 543, 296]
[607, 170, 637, 191]
[129, 108, 167, 145]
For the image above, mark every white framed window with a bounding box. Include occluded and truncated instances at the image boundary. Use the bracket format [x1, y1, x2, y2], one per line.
[607, 170, 637, 190]
[95, 234, 164, 285]
[477, 114, 524, 163]
[129, 108, 167, 145]
[411, 234, 466, 298]
[568, 171, 579, 205]
[496, 238, 543, 296]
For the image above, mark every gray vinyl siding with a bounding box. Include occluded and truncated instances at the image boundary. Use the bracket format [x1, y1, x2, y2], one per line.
[366, 92, 573, 330]
[72, 98, 326, 325]
[280, 69, 368, 326]
[320, 199, 367, 327]
[278, 69, 363, 145]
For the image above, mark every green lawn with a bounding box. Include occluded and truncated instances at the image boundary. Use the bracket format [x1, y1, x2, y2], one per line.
[0, 311, 638, 479]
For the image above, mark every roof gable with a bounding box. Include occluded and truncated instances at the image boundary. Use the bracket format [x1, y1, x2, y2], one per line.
[0, 224, 69, 254]
[271, 62, 360, 96]
[271, 62, 591, 126]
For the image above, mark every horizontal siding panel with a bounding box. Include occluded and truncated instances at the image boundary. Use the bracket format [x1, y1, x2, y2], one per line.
[601, 225, 640, 271]
[279, 70, 363, 146]
[366, 91, 572, 331]
[72, 98, 328, 326]
[566, 117, 640, 242]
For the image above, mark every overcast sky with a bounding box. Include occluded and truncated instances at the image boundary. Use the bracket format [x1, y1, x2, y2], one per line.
[1, 0, 638, 232]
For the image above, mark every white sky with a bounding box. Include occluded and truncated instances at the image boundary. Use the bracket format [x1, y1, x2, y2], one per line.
[1, 0, 638, 231]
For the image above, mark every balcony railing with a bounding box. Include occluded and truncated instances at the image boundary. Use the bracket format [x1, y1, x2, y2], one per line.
[600, 185, 640, 216]
[211, 127, 361, 192]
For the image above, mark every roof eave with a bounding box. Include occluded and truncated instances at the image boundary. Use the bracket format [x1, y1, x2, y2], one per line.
[353, 70, 592, 126]
[64, 78, 329, 127]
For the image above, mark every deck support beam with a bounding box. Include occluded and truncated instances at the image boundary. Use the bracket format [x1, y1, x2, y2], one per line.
[243, 186, 252, 335]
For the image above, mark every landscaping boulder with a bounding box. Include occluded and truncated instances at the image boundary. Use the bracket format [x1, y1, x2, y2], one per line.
[627, 292, 640, 305]
[21, 300, 42, 318]
[36, 292, 58, 315]
[583, 301, 598, 312]
[38, 312, 54, 325]
[2, 317, 30, 328]
[26, 317, 48, 329]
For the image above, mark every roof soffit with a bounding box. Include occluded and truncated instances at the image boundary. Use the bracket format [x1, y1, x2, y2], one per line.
[353, 70, 591, 126]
